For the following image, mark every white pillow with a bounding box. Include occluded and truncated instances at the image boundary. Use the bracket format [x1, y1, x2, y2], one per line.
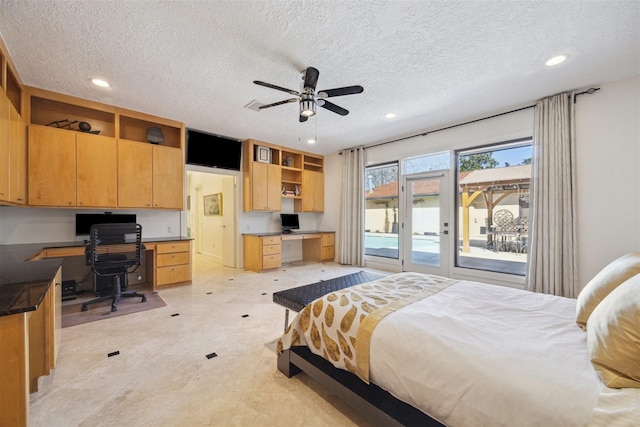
[587, 274, 640, 388]
[576, 251, 640, 329]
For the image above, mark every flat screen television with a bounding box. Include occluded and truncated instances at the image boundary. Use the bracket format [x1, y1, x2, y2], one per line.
[280, 213, 300, 234]
[75, 213, 137, 236]
[186, 128, 242, 171]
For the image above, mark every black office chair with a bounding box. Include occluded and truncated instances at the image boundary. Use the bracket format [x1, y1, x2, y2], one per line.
[82, 223, 146, 312]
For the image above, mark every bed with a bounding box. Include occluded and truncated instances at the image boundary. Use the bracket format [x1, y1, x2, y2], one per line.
[277, 266, 640, 426]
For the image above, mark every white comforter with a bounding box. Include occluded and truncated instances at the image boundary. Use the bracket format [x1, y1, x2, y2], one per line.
[368, 279, 640, 427]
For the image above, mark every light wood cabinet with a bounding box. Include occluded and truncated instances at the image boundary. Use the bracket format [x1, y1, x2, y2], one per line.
[28, 125, 118, 208]
[24, 87, 185, 210]
[250, 161, 282, 211]
[0, 93, 10, 202]
[29, 267, 61, 392]
[243, 235, 282, 272]
[302, 169, 324, 212]
[9, 103, 27, 205]
[117, 141, 183, 209]
[118, 139, 153, 208]
[243, 139, 323, 213]
[76, 133, 117, 207]
[152, 145, 184, 209]
[155, 241, 192, 288]
[0, 94, 25, 205]
[28, 125, 77, 206]
[321, 233, 335, 261]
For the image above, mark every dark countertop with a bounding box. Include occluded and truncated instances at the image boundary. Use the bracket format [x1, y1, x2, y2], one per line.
[242, 230, 335, 237]
[0, 236, 191, 317]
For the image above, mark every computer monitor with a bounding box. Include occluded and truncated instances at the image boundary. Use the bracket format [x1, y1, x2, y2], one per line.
[280, 214, 300, 234]
[75, 213, 136, 236]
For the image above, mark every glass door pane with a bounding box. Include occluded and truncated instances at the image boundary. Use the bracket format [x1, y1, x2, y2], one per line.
[403, 172, 449, 275]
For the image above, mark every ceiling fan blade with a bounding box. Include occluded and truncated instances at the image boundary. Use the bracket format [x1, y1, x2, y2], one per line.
[318, 85, 364, 98]
[303, 67, 319, 92]
[253, 80, 300, 96]
[258, 98, 299, 109]
[319, 100, 349, 116]
[299, 114, 309, 123]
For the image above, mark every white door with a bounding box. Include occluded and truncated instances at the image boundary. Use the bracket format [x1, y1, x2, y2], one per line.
[402, 172, 450, 276]
[222, 176, 236, 267]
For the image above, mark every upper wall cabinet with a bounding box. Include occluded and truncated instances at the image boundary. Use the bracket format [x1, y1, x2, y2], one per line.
[242, 139, 324, 213]
[0, 42, 27, 206]
[0, 45, 23, 114]
[24, 87, 185, 210]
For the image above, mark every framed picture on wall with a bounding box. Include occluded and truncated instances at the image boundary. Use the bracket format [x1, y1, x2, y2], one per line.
[204, 193, 222, 216]
[255, 145, 271, 163]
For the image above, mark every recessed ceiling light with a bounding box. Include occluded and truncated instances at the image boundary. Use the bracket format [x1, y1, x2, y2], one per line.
[545, 55, 568, 67]
[307, 138, 316, 144]
[91, 78, 110, 87]
[385, 113, 397, 119]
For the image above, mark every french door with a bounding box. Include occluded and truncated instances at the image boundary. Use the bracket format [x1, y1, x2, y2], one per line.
[402, 172, 450, 276]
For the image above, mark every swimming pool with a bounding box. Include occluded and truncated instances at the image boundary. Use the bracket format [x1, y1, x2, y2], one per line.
[364, 233, 440, 252]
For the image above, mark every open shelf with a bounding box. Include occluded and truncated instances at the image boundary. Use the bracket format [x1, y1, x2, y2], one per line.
[30, 97, 116, 138]
[5, 66, 21, 114]
[119, 115, 181, 148]
[303, 154, 323, 172]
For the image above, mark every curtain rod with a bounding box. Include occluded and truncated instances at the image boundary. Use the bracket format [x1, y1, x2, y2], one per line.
[354, 87, 600, 152]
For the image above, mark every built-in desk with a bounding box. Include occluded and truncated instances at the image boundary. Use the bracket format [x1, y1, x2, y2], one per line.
[243, 231, 335, 272]
[0, 244, 63, 427]
[0, 237, 192, 426]
[26, 237, 193, 291]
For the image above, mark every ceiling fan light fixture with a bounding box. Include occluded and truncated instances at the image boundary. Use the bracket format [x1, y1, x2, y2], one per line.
[300, 99, 316, 117]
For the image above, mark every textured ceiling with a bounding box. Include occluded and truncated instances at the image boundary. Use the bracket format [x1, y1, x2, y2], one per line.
[0, 1, 638, 155]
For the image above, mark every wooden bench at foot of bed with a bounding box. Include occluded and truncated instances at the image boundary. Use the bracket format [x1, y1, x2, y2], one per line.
[272, 270, 386, 330]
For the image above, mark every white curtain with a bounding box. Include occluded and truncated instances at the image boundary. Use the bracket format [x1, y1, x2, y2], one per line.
[526, 91, 578, 297]
[338, 147, 365, 266]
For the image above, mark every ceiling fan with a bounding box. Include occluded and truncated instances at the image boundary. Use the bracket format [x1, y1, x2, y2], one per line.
[253, 67, 363, 122]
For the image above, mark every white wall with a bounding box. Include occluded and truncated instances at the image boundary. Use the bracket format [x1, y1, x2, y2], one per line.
[574, 76, 640, 286]
[322, 75, 640, 289]
[0, 206, 182, 244]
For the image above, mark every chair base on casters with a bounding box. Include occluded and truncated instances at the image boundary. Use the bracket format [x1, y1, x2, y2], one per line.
[81, 277, 146, 313]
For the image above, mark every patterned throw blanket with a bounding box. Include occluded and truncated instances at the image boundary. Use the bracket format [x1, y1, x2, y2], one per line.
[277, 272, 457, 383]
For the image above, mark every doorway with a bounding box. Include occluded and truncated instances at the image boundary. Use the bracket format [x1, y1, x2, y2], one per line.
[187, 171, 238, 268]
[402, 172, 450, 276]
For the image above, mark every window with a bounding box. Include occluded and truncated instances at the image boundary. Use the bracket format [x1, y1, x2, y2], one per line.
[404, 151, 450, 174]
[456, 140, 532, 275]
[365, 163, 399, 258]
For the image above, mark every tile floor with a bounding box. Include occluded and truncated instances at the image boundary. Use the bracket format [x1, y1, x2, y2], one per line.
[29, 255, 386, 426]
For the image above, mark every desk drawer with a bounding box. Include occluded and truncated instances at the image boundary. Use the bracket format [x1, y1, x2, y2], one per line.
[157, 252, 190, 267]
[262, 254, 281, 269]
[262, 236, 281, 245]
[157, 264, 191, 286]
[157, 241, 191, 254]
[322, 233, 335, 247]
[263, 244, 281, 256]
[321, 246, 335, 261]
